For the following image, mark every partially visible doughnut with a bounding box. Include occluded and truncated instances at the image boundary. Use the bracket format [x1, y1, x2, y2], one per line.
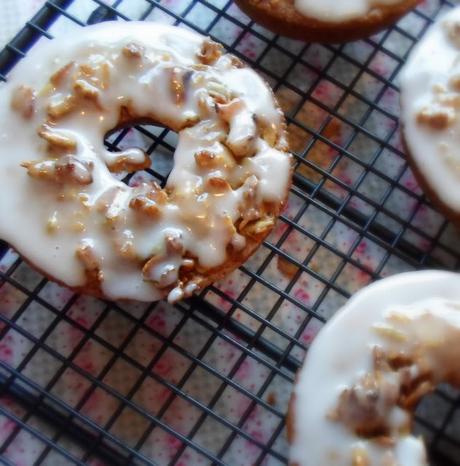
[0, 22, 292, 303]
[288, 271, 460, 466]
[400, 6, 460, 227]
[234, 0, 419, 43]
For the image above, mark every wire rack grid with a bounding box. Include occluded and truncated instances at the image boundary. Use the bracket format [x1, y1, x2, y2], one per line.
[0, 0, 459, 465]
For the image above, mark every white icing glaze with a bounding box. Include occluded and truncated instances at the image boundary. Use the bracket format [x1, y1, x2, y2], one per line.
[294, 0, 404, 23]
[400, 7, 460, 215]
[0, 22, 291, 302]
[289, 270, 460, 466]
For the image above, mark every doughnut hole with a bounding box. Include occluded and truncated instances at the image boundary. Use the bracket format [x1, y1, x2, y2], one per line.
[105, 122, 176, 188]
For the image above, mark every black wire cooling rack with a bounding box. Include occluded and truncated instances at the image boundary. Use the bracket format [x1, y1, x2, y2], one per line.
[0, 0, 460, 465]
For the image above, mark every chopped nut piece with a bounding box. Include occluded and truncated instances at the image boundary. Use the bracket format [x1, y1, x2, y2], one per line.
[231, 233, 246, 251]
[207, 175, 231, 192]
[165, 231, 185, 255]
[46, 211, 59, 234]
[207, 80, 231, 104]
[73, 79, 100, 101]
[170, 67, 190, 106]
[254, 114, 279, 147]
[229, 55, 244, 68]
[168, 286, 184, 303]
[76, 241, 103, 283]
[47, 95, 76, 119]
[11, 85, 36, 119]
[38, 124, 77, 152]
[450, 74, 460, 92]
[198, 39, 223, 65]
[129, 195, 161, 218]
[184, 282, 199, 296]
[116, 230, 136, 260]
[218, 99, 258, 157]
[143, 259, 178, 288]
[50, 62, 75, 86]
[399, 380, 434, 409]
[240, 216, 275, 238]
[373, 324, 407, 342]
[335, 372, 399, 437]
[122, 42, 144, 59]
[446, 20, 460, 48]
[195, 150, 218, 168]
[416, 106, 455, 130]
[352, 447, 370, 466]
[145, 182, 168, 205]
[373, 436, 395, 448]
[105, 148, 151, 173]
[95, 187, 122, 213]
[100, 62, 110, 89]
[181, 258, 195, 270]
[22, 155, 93, 185]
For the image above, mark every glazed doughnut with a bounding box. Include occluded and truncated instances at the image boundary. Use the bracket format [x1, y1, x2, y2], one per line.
[234, 0, 419, 43]
[0, 22, 292, 303]
[400, 6, 460, 227]
[288, 271, 460, 466]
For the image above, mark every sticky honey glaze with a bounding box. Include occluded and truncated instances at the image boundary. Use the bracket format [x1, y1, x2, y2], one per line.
[290, 271, 460, 466]
[0, 22, 291, 302]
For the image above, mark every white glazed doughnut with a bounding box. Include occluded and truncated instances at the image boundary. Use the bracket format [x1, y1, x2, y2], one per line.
[288, 270, 460, 466]
[0, 22, 292, 303]
[294, 0, 409, 22]
[234, 0, 419, 43]
[400, 6, 460, 224]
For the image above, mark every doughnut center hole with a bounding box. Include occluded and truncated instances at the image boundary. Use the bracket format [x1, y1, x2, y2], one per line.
[106, 122, 177, 187]
[414, 384, 460, 465]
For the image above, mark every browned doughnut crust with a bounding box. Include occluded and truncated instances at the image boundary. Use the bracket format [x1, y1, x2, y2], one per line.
[286, 377, 300, 466]
[234, 0, 420, 43]
[15, 215, 282, 301]
[401, 125, 460, 229]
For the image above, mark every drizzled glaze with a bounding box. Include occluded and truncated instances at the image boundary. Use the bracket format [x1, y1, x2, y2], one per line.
[400, 7, 460, 216]
[289, 271, 460, 466]
[0, 22, 291, 302]
[294, 0, 404, 22]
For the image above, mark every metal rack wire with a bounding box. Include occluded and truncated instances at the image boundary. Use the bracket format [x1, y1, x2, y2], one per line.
[0, 0, 459, 464]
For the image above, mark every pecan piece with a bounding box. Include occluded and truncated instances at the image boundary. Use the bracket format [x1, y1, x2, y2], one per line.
[38, 124, 77, 152]
[11, 85, 36, 119]
[165, 231, 185, 255]
[143, 258, 178, 288]
[22, 155, 93, 185]
[73, 79, 100, 101]
[416, 106, 455, 130]
[217, 99, 257, 157]
[170, 67, 190, 106]
[122, 42, 144, 59]
[240, 216, 275, 238]
[198, 39, 223, 65]
[105, 148, 151, 173]
[47, 95, 76, 119]
[129, 195, 161, 218]
[76, 241, 103, 284]
[50, 62, 75, 87]
[206, 175, 231, 193]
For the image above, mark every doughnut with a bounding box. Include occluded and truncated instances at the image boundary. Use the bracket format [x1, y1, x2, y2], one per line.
[288, 270, 460, 466]
[234, 0, 419, 43]
[0, 22, 292, 303]
[400, 6, 460, 227]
